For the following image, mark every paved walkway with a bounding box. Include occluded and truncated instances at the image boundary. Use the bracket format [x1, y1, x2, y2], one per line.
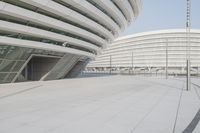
[0, 76, 199, 133]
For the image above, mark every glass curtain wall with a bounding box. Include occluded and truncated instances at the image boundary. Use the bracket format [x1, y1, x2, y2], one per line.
[0, 45, 64, 83]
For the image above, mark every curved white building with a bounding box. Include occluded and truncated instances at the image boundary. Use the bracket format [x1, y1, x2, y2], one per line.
[0, 0, 141, 83]
[87, 29, 200, 76]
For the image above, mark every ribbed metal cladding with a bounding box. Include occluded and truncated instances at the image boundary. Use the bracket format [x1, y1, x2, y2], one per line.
[87, 29, 200, 75]
[0, 0, 141, 83]
[0, 0, 141, 57]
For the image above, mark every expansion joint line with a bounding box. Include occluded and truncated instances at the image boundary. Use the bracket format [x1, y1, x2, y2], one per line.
[0, 85, 43, 100]
[172, 78, 200, 133]
[172, 82, 184, 133]
[130, 87, 170, 133]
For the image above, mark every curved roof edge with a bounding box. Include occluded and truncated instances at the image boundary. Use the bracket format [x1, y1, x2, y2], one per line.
[0, 36, 95, 59]
[117, 29, 200, 41]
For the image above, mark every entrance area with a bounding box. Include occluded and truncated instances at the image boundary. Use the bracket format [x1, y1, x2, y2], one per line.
[18, 56, 60, 82]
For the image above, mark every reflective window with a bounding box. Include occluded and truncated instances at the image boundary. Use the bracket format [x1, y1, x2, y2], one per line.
[12, 61, 25, 72]
[4, 73, 17, 82]
[5, 46, 22, 60]
[0, 44, 65, 83]
[20, 48, 33, 60]
[0, 60, 16, 72]
[0, 45, 9, 59]
[0, 73, 7, 81]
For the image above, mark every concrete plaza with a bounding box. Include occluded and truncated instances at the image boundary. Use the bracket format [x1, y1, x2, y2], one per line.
[0, 76, 199, 133]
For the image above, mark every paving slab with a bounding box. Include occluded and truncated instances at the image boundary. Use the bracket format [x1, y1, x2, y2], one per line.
[0, 76, 199, 133]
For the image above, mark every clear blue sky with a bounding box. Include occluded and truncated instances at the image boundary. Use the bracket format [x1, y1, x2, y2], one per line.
[121, 0, 200, 36]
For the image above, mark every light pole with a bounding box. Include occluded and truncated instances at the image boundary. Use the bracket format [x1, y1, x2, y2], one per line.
[110, 55, 112, 74]
[166, 39, 168, 79]
[131, 52, 134, 74]
[186, 0, 191, 91]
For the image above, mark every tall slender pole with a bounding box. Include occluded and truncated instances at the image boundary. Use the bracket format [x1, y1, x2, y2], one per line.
[110, 55, 112, 74]
[186, 0, 191, 91]
[166, 39, 168, 79]
[131, 52, 134, 74]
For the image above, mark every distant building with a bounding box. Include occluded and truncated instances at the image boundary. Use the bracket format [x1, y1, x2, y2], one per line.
[87, 29, 200, 76]
[0, 0, 141, 83]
